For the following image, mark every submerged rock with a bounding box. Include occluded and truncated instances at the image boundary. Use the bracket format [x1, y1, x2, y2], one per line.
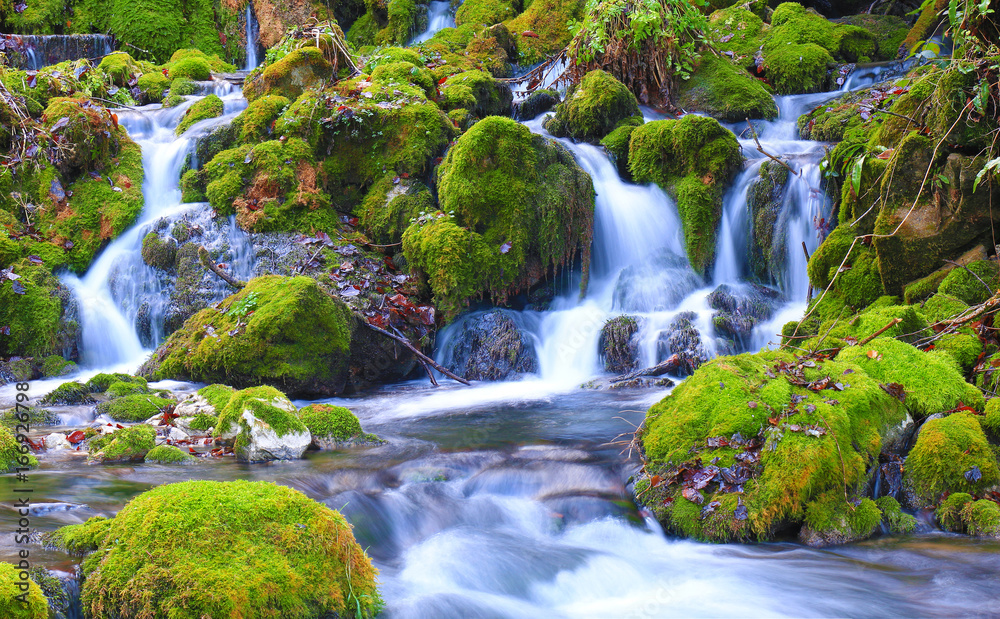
[445, 310, 539, 381]
[707, 283, 782, 349]
[598, 315, 640, 374]
[656, 311, 709, 376]
[747, 161, 790, 285]
[299, 404, 383, 450]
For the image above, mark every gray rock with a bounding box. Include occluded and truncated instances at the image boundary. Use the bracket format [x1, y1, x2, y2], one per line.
[444, 310, 539, 381]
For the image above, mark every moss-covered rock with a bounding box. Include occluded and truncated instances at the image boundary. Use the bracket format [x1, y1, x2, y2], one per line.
[232, 94, 290, 143]
[96, 395, 172, 422]
[938, 260, 999, 306]
[637, 349, 907, 543]
[357, 176, 434, 245]
[299, 403, 381, 448]
[677, 54, 777, 122]
[0, 260, 72, 359]
[214, 385, 298, 437]
[84, 372, 143, 393]
[105, 379, 150, 398]
[598, 315, 640, 374]
[0, 425, 38, 473]
[456, 0, 518, 26]
[244, 47, 332, 103]
[875, 496, 917, 534]
[143, 276, 355, 397]
[905, 412, 1000, 504]
[935, 492, 1000, 537]
[57, 480, 383, 617]
[144, 444, 197, 464]
[41, 381, 93, 405]
[444, 309, 540, 381]
[0, 406, 59, 429]
[140, 232, 178, 270]
[806, 224, 885, 308]
[439, 69, 513, 118]
[88, 424, 156, 463]
[39, 354, 75, 377]
[197, 383, 236, 411]
[628, 115, 742, 275]
[0, 561, 48, 618]
[136, 71, 171, 103]
[404, 116, 595, 316]
[542, 70, 640, 143]
[505, 0, 585, 65]
[168, 56, 212, 81]
[175, 94, 224, 135]
[747, 160, 789, 284]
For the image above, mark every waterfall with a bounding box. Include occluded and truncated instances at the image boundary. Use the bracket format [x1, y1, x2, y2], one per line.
[3, 34, 114, 70]
[411, 1, 456, 44]
[62, 86, 252, 369]
[244, 4, 260, 71]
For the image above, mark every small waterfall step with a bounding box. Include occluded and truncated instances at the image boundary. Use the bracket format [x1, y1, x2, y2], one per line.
[0, 33, 115, 70]
[217, 71, 251, 86]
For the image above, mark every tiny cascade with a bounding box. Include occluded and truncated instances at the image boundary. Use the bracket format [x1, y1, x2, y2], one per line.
[411, 1, 456, 44]
[244, 4, 260, 71]
[2, 34, 114, 70]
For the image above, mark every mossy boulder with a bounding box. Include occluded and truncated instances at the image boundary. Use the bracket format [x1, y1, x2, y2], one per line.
[168, 56, 212, 81]
[505, 0, 585, 65]
[905, 412, 1000, 505]
[40, 354, 75, 377]
[677, 54, 777, 122]
[357, 177, 435, 245]
[41, 381, 93, 405]
[598, 315, 640, 374]
[96, 395, 173, 423]
[542, 70, 641, 143]
[936, 493, 1000, 537]
[299, 403, 382, 449]
[54, 480, 383, 617]
[439, 69, 513, 118]
[638, 349, 910, 543]
[144, 444, 197, 464]
[140, 232, 178, 270]
[0, 561, 48, 618]
[244, 47, 332, 103]
[84, 372, 143, 393]
[747, 161, 789, 284]
[806, 224, 885, 308]
[105, 380, 149, 398]
[628, 115, 742, 276]
[197, 383, 236, 411]
[215, 386, 310, 462]
[456, 0, 518, 26]
[232, 95, 290, 143]
[175, 94, 224, 135]
[938, 260, 999, 306]
[443, 310, 540, 381]
[0, 261, 70, 359]
[0, 425, 38, 473]
[142, 276, 356, 397]
[136, 72, 170, 102]
[875, 496, 917, 535]
[405, 116, 595, 316]
[88, 425, 156, 463]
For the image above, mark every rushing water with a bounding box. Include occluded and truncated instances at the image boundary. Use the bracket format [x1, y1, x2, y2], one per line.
[9, 62, 995, 618]
[244, 4, 260, 71]
[7, 34, 114, 70]
[412, 1, 457, 44]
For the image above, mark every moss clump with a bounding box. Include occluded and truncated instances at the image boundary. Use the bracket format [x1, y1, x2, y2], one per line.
[904, 269, 949, 304]
[629, 115, 742, 275]
[938, 260, 999, 306]
[299, 404, 380, 444]
[148, 276, 354, 397]
[370, 61, 437, 100]
[598, 315, 639, 374]
[140, 232, 178, 270]
[875, 496, 917, 534]
[44, 516, 111, 556]
[168, 57, 212, 81]
[802, 495, 883, 546]
[40, 354, 75, 377]
[196, 383, 236, 411]
[405, 116, 595, 316]
[439, 70, 513, 118]
[176, 94, 224, 136]
[105, 380, 150, 398]
[906, 412, 1000, 504]
[98, 52, 142, 86]
[936, 493, 1000, 537]
[41, 381, 93, 405]
[839, 14, 910, 61]
[0, 561, 48, 618]
[0, 407, 59, 429]
[244, 47, 332, 103]
[600, 123, 637, 179]
[542, 70, 640, 143]
[66, 480, 382, 617]
[677, 54, 777, 122]
[88, 425, 156, 463]
[638, 349, 906, 542]
[505, 0, 585, 65]
[215, 385, 301, 439]
[357, 176, 434, 245]
[836, 337, 978, 419]
[456, 0, 518, 26]
[0, 425, 38, 473]
[232, 95, 290, 143]
[96, 395, 173, 423]
[137, 72, 171, 102]
[85, 373, 142, 393]
[0, 260, 68, 359]
[144, 444, 197, 464]
[188, 413, 218, 432]
[935, 330, 984, 373]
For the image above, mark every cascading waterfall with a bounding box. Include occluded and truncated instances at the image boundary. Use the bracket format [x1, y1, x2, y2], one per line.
[244, 4, 260, 71]
[411, 1, 457, 44]
[62, 83, 253, 368]
[5, 34, 114, 70]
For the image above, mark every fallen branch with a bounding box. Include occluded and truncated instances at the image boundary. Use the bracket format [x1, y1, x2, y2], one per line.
[198, 246, 246, 289]
[858, 317, 902, 346]
[363, 322, 470, 386]
[746, 118, 799, 176]
[943, 259, 995, 297]
[610, 355, 681, 384]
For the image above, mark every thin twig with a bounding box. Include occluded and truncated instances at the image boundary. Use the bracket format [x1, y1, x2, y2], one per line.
[858, 317, 903, 346]
[746, 118, 799, 176]
[198, 246, 246, 289]
[363, 322, 470, 385]
[943, 259, 995, 296]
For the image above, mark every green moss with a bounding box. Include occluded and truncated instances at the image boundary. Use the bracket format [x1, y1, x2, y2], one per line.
[839, 14, 909, 61]
[639, 349, 907, 541]
[906, 412, 1000, 503]
[600, 123, 636, 179]
[875, 496, 917, 534]
[983, 399, 1000, 435]
[232, 95, 290, 143]
[150, 277, 354, 397]
[628, 115, 742, 275]
[137, 72, 171, 102]
[938, 260, 999, 306]
[168, 57, 213, 81]
[439, 70, 512, 117]
[40, 354, 75, 377]
[0, 407, 59, 429]
[85, 373, 142, 393]
[171, 77, 199, 96]
[347, 12, 381, 47]
[196, 384, 236, 411]
[299, 403, 378, 442]
[0, 425, 38, 473]
[88, 424, 156, 463]
[69, 480, 382, 617]
[244, 47, 332, 103]
[904, 269, 949, 304]
[215, 385, 304, 439]
[406, 116, 595, 316]
[188, 413, 219, 431]
[456, 0, 517, 26]
[144, 444, 197, 464]
[105, 379, 150, 398]
[677, 54, 777, 122]
[542, 70, 640, 143]
[141, 232, 178, 270]
[837, 337, 980, 418]
[0, 260, 67, 358]
[45, 516, 111, 556]
[41, 381, 93, 405]
[98, 53, 142, 86]
[921, 293, 968, 323]
[934, 331, 984, 373]
[370, 61, 437, 100]
[936, 492, 973, 531]
[357, 176, 434, 244]
[803, 495, 882, 543]
[505, 0, 584, 65]
[96, 394, 173, 422]
[168, 48, 235, 73]
[0, 562, 48, 619]
[176, 94, 224, 136]
[964, 499, 1000, 537]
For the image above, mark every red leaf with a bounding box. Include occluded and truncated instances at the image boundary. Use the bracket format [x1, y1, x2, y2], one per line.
[522, 30, 539, 38]
[681, 487, 704, 504]
[66, 430, 86, 444]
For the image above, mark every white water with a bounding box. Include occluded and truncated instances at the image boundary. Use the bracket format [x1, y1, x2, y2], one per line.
[412, 1, 456, 44]
[61, 84, 252, 368]
[244, 4, 260, 71]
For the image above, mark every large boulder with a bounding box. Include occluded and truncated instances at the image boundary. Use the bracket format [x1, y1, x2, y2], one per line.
[904, 412, 999, 505]
[299, 404, 382, 450]
[244, 47, 332, 102]
[543, 69, 641, 143]
[404, 117, 595, 317]
[141, 275, 414, 397]
[444, 310, 539, 381]
[47, 480, 383, 617]
[629, 115, 742, 276]
[677, 54, 778, 121]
